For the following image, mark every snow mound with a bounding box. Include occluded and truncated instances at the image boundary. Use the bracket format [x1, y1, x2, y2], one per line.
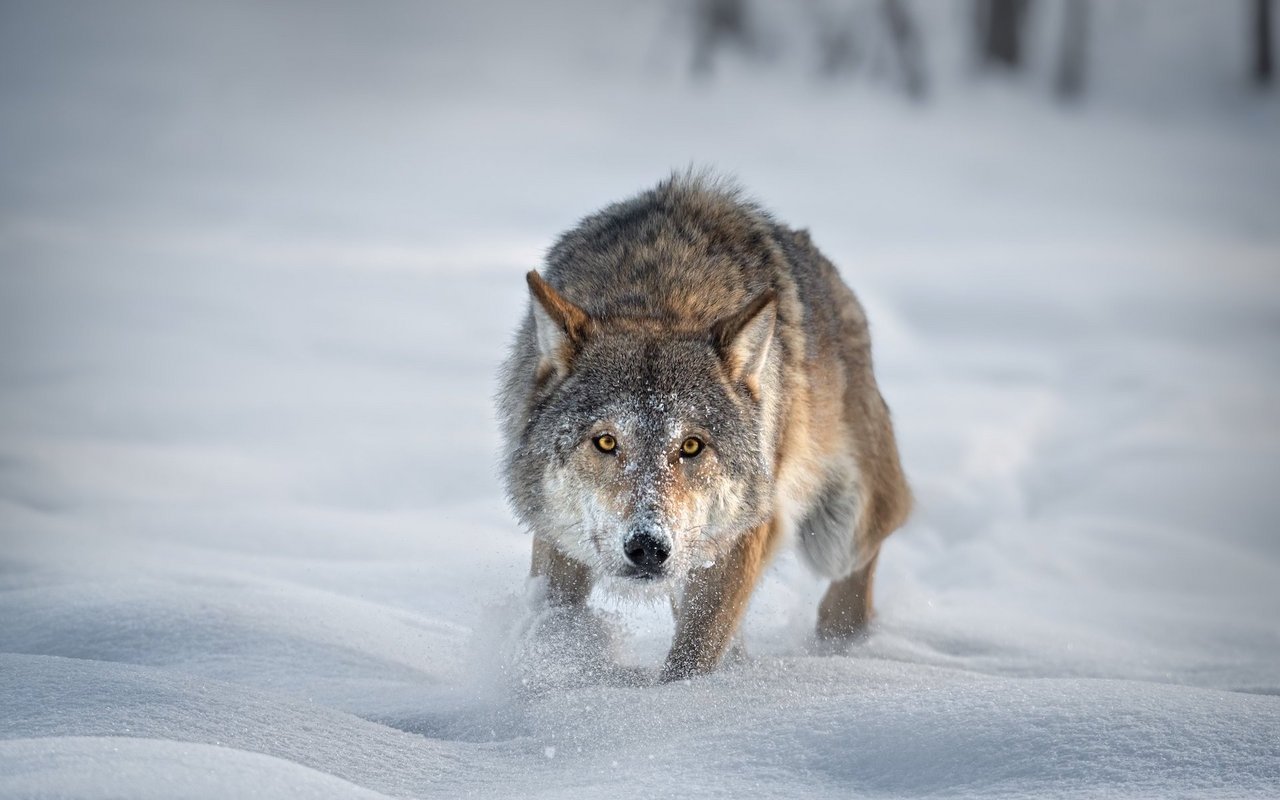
[3, 652, 1278, 800]
[0, 738, 394, 800]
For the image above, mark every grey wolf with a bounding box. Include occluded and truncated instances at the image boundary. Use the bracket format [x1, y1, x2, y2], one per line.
[497, 174, 911, 681]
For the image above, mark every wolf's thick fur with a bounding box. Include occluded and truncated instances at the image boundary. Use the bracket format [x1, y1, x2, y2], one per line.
[498, 174, 910, 680]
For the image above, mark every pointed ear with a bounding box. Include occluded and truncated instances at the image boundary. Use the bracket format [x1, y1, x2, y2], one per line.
[712, 289, 777, 395]
[526, 270, 592, 376]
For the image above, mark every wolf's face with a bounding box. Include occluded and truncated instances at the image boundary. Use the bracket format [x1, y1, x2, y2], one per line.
[506, 273, 778, 588]
[532, 335, 772, 584]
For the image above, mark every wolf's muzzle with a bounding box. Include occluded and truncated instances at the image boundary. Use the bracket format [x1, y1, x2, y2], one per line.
[623, 530, 670, 575]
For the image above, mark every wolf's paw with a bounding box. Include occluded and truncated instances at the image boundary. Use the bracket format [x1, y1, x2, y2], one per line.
[807, 622, 874, 656]
[503, 604, 641, 693]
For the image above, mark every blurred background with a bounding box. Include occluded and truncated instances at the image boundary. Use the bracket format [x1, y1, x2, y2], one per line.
[2, 0, 1276, 510]
[1, 3, 1279, 796]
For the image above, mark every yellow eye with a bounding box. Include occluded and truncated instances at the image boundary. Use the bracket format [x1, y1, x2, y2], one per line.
[593, 433, 617, 453]
[681, 437, 704, 458]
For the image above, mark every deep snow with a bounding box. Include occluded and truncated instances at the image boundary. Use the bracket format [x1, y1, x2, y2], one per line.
[2, 2, 1279, 798]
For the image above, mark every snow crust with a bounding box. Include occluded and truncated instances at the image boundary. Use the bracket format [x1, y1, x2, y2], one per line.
[2, 1, 1279, 798]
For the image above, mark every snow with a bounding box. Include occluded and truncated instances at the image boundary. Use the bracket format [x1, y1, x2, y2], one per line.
[2, 1, 1279, 798]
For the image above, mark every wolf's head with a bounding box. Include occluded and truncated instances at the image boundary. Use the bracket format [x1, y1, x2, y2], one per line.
[505, 271, 778, 588]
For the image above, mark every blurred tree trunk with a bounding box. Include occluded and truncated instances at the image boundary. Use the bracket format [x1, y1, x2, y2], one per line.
[691, 0, 753, 76]
[1253, 0, 1274, 87]
[976, 0, 1031, 69]
[1055, 0, 1088, 99]
[816, 13, 859, 77]
[883, 0, 927, 97]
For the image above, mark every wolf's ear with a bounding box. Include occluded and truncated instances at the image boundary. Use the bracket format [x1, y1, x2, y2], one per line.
[712, 289, 777, 395]
[527, 270, 592, 376]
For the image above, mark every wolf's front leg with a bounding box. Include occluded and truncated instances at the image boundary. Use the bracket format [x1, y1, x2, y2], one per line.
[660, 520, 779, 681]
[816, 550, 879, 640]
[531, 536, 593, 606]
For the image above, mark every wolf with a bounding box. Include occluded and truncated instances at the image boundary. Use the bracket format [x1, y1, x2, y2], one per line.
[497, 174, 911, 681]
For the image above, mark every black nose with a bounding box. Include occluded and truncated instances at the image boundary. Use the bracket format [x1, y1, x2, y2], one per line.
[624, 531, 670, 570]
